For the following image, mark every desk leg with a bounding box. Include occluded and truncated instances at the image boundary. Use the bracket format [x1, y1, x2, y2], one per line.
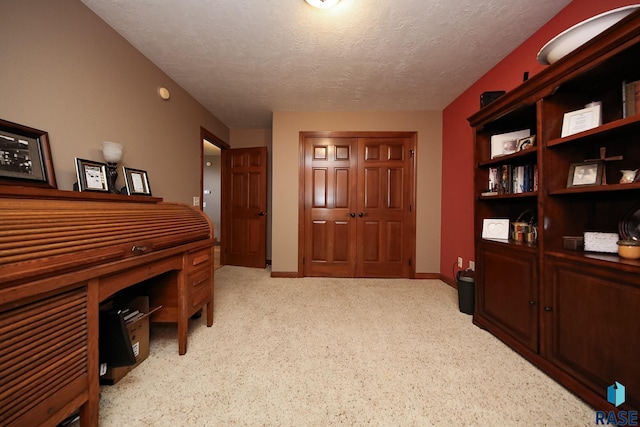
[178, 315, 188, 355]
[178, 271, 188, 355]
[207, 273, 214, 327]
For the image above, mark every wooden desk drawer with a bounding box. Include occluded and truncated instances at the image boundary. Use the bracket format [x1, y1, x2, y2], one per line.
[187, 248, 212, 270]
[187, 268, 211, 315]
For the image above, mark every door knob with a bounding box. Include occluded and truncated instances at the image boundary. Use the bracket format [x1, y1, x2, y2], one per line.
[350, 212, 356, 218]
[544, 306, 553, 312]
[358, 212, 364, 217]
[258, 211, 267, 216]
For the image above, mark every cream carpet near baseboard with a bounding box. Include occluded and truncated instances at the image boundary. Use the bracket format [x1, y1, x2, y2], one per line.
[94, 266, 594, 426]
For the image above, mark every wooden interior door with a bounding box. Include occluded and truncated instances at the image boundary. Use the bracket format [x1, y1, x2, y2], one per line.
[304, 137, 358, 277]
[302, 133, 415, 278]
[356, 137, 414, 277]
[222, 147, 267, 268]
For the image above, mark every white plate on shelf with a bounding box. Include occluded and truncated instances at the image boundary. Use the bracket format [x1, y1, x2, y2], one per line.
[537, 5, 640, 65]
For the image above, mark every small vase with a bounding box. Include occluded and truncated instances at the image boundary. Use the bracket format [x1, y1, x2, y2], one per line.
[619, 169, 637, 184]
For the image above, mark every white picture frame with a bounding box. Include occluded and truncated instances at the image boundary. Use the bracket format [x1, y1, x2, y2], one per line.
[561, 104, 602, 137]
[482, 218, 510, 240]
[490, 129, 530, 159]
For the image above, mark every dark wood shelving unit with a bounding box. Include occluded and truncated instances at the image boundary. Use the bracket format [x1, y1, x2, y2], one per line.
[468, 10, 640, 413]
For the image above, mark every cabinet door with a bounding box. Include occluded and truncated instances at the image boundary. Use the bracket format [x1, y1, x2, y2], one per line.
[476, 243, 538, 351]
[544, 257, 639, 410]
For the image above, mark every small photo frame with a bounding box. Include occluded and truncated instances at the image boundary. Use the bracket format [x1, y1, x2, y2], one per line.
[0, 118, 57, 188]
[75, 158, 109, 192]
[561, 104, 601, 137]
[567, 162, 603, 187]
[123, 167, 152, 196]
[482, 218, 510, 240]
[490, 129, 530, 158]
[516, 135, 536, 152]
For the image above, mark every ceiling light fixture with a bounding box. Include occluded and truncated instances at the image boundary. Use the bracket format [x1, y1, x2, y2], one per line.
[305, 0, 341, 9]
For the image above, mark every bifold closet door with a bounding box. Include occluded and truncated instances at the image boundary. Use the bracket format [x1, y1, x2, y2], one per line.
[356, 137, 413, 278]
[303, 135, 414, 278]
[303, 137, 358, 277]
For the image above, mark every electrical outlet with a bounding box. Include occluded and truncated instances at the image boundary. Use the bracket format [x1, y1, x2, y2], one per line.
[457, 257, 463, 268]
[193, 196, 200, 207]
[469, 260, 475, 271]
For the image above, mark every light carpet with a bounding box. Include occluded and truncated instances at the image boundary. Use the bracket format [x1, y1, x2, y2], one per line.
[92, 265, 594, 426]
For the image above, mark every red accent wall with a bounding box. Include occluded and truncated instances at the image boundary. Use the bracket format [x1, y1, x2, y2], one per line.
[440, 0, 635, 280]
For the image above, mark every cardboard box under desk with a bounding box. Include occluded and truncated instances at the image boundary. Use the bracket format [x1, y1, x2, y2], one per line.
[100, 296, 161, 385]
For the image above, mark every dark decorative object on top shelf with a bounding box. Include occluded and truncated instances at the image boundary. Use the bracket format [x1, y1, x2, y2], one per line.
[480, 91, 506, 108]
[0, 118, 57, 189]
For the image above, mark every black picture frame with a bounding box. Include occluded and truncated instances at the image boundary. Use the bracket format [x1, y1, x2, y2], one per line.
[0, 118, 57, 188]
[567, 161, 603, 187]
[122, 167, 152, 196]
[75, 158, 109, 192]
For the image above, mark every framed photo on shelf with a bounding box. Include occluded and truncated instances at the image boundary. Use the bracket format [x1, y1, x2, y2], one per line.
[566, 161, 603, 187]
[0, 118, 57, 188]
[123, 167, 152, 196]
[75, 158, 109, 192]
[481, 218, 510, 240]
[561, 104, 601, 137]
[490, 129, 530, 158]
[516, 135, 536, 152]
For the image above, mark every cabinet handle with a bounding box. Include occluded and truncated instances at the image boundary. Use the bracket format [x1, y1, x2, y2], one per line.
[258, 211, 267, 216]
[131, 245, 148, 254]
[349, 212, 356, 218]
[358, 212, 368, 217]
[529, 300, 536, 305]
[544, 306, 553, 312]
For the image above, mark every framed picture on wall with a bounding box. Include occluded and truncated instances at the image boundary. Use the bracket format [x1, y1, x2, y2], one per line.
[0, 118, 57, 188]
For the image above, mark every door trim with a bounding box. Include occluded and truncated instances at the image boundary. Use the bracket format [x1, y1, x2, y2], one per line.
[298, 131, 417, 278]
[200, 127, 230, 262]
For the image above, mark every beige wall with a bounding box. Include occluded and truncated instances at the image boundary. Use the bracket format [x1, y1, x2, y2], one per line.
[272, 111, 442, 274]
[0, 0, 229, 204]
[229, 128, 273, 261]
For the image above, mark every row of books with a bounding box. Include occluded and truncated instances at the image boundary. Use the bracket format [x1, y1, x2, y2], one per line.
[484, 164, 538, 196]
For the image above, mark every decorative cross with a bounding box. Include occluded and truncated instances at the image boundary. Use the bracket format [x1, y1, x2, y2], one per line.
[585, 147, 623, 185]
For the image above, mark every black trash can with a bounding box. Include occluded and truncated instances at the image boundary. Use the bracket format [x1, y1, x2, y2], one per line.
[456, 269, 475, 315]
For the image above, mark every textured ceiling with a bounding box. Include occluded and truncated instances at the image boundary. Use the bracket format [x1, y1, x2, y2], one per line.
[80, 0, 572, 129]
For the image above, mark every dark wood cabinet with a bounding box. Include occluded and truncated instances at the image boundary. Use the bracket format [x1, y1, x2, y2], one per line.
[545, 256, 640, 410]
[469, 11, 640, 412]
[475, 242, 538, 352]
